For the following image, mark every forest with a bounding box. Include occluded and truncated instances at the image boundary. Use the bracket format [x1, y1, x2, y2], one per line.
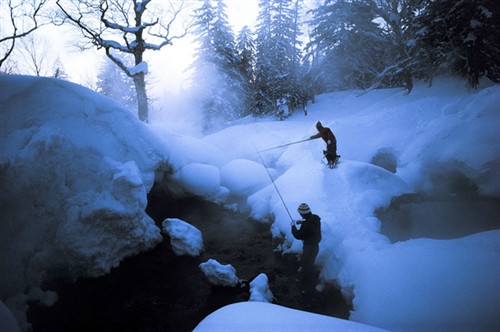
[1, 0, 499, 126]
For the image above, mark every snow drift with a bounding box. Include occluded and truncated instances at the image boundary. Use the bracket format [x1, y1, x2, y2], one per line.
[194, 302, 388, 331]
[196, 78, 500, 331]
[0, 75, 165, 328]
[1, 75, 499, 331]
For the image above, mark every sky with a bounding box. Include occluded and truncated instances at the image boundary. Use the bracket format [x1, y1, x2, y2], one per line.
[35, 0, 261, 95]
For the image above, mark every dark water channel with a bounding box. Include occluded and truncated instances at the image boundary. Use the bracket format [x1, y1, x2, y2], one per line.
[378, 193, 500, 243]
[28, 193, 350, 331]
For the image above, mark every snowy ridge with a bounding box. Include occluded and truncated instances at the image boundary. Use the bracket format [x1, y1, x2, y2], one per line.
[0, 76, 166, 329]
[1, 75, 498, 331]
[194, 302, 388, 332]
[195, 78, 500, 330]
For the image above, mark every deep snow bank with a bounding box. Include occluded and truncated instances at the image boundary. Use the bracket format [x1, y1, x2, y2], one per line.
[194, 302, 388, 331]
[192, 78, 500, 331]
[0, 76, 165, 328]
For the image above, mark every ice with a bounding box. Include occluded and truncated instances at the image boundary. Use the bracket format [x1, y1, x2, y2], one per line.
[249, 273, 274, 303]
[199, 259, 240, 287]
[162, 218, 204, 256]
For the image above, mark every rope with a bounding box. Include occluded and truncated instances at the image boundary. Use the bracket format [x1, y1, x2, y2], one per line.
[255, 138, 312, 154]
[253, 143, 294, 223]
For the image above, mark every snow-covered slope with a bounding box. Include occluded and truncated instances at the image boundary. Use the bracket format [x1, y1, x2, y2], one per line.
[1, 75, 499, 331]
[0, 76, 165, 329]
[196, 78, 500, 331]
[194, 302, 388, 331]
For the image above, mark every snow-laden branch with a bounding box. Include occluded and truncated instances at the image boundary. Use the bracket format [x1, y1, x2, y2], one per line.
[101, 39, 130, 52]
[129, 61, 148, 75]
[102, 18, 158, 33]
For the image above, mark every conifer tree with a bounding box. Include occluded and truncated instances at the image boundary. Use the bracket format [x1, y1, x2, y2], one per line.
[96, 57, 137, 111]
[416, 0, 500, 88]
[52, 57, 69, 80]
[236, 25, 257, 113]
[254, 0, 305, 116]
[191, 0, 247, 132]
[307, 0, 386, 91]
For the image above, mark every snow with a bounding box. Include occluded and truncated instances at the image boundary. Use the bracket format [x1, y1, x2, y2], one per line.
[162, 218, 203, 256]
[0, 75, 165, 329]
[249, 273, 274, 303]
[129, 61, 149, 75]
[199, 259, 240, 287]
[347, 231, 500, 331]
[193, 302, 389, 332]
[190, 78, 500, 331]
[220, 159, 269, 196]
[1, 75, 499, 331]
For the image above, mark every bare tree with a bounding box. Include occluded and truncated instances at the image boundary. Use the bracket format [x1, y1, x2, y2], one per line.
[56, 0, 192, 122]
[18, 33, 51, 76]
[0, 0, 49, 69]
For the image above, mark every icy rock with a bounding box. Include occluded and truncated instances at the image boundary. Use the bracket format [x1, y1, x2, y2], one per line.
[199, 259, 239, 287]
[162, 218, 203, 256]
[249, 273, 274, 303]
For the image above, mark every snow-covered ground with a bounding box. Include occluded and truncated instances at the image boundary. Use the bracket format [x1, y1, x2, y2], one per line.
[1, 75, 499, 331]
[0, 76, 166, 330]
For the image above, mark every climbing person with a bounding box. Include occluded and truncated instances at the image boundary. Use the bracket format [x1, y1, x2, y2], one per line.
[291, 203, 322, 298]
[310, 121, 339, 168]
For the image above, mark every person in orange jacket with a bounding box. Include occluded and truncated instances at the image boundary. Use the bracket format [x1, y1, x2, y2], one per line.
[310, 121, 339, 168]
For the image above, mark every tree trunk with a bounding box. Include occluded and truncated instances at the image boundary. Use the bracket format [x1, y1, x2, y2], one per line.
[133, 73, 148, 122]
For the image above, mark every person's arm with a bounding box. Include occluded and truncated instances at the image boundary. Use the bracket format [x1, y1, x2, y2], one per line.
[292, 222, 310, 240]
[310, 133, 321, 140]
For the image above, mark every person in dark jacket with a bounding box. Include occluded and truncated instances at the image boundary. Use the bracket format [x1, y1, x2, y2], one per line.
[291, 203, 322, 296]
[310, 121, 339, 168]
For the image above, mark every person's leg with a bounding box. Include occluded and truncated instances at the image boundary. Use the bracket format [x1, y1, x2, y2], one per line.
[301, 244, 319, 297]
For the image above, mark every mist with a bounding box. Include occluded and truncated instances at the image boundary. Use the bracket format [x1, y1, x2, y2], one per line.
[378, 161, 500, 243]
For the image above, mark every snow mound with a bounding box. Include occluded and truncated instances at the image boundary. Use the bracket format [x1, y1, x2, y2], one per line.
[199, 78, 500, 331]
[172, 162, 229, 202]
[249, 273, 273, 303]
[199, 259, 240, 287]
[0, 75, 165, 328]
[220, 159, 269, 196]
[162, 218, 204, 256]
[193, 302, 389, 331]
[347, 230, 500, 331]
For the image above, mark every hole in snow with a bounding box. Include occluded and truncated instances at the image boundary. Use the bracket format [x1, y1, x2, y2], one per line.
[370, 148, 397, 173]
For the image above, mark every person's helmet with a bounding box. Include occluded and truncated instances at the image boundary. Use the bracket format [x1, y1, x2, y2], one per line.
[316, 121, 323, 129]
[297, 203, 311, 215]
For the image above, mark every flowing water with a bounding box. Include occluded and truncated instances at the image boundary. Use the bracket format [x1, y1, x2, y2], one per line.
[28, 192, 350, 331]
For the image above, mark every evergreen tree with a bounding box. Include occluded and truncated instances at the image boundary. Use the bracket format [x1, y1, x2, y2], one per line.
[191, 0, 247, 132]
[52, 57, 68, 80]
[416, 0, 500, 88]
[307, 0, 386, 91]
[96, 57, 137, 111]
[254, 0, 275, 115]
[254, 0, 305, 116]
[364, 0, 424, 92]
[236, 25, 257, 113]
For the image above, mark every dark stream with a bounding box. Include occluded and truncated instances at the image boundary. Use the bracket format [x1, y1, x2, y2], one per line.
[28, 193, 350, 331]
